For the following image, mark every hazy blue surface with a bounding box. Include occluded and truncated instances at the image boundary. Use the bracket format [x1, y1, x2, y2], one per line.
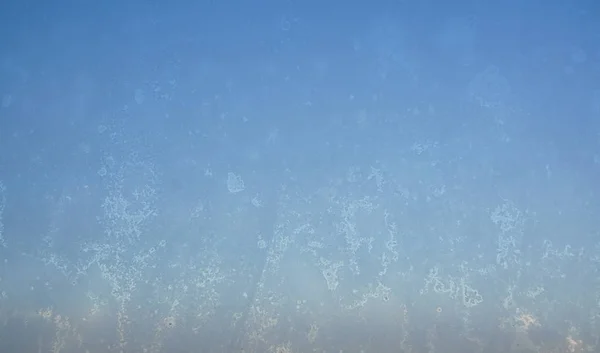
[1, 1, 600, 352]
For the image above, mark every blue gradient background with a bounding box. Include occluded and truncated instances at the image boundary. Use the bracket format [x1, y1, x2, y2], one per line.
[1, 1, 599, 352]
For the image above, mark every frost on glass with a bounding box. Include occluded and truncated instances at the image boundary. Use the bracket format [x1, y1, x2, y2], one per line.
[1, 9, 600, 352]
[491, 200, 525, 270]
[227, 172, 245, 193]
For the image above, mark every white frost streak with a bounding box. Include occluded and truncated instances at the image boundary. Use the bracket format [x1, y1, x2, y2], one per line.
[227, 172, 245, 193]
